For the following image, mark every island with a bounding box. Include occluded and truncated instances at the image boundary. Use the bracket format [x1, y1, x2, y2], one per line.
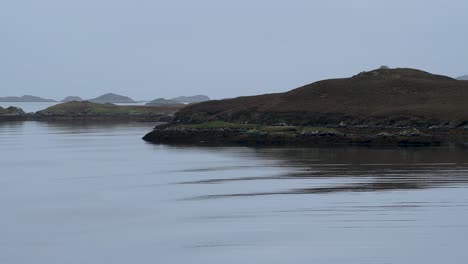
[0, 106, 26, 121]
[143, 67, 468, 146]
[0, 95, 56, 102]
[88, 93, 136, 104]
[61, 96, 83, 102]
[170, 95, 210, 103]
[457, 75, 468, 81]
[0, 101, 183, 122]
[146, 98, 185, 107]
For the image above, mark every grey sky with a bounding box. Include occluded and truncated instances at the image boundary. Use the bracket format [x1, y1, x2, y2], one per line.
[1, 0, 467, 100]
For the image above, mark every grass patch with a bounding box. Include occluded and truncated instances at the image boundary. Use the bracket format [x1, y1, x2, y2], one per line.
[175, 121, 336, 133]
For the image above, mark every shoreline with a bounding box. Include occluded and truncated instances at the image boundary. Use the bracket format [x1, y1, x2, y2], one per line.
[0, 102, 181, 123]
[0, 113, 174, 122]
[142, 124, 468, 147]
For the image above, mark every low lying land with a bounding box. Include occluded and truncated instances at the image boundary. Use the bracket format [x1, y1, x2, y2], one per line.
[143, 121, 461, 146]
[0, 101, 183, 122]
[143, 68, 468, 146]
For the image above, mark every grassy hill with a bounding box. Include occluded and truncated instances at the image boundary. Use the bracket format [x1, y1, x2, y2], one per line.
[173, 68, 468, 128]
[35, 101, 183, 121]
[37, 101, 182, 115]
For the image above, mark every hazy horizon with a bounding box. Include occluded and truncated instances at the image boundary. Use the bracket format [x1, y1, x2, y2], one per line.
[2, 0, 467, 100]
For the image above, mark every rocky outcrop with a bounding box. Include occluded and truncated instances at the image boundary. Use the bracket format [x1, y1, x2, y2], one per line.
[142, 125, 445, 147]
[0, 106, 28, 121]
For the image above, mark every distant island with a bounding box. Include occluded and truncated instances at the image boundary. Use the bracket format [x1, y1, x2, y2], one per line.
[0, 93, 211, 104]
[0, 101, 184, 122]
[457, 75, 468, 80]
[170, 95, 210, 103]
[146, 98, 184, 106]
[0, 95, 56, 102]
[143, 67, 468, 146]
[61, 96, 83, 102]
[88, 93, 136, 104]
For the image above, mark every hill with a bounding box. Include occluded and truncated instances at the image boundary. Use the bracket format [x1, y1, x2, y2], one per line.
[37, 101, 181, 115]
[61, 96, 83, 102]
[0, 95, 56, 102]
[35, 101, 183, 121]
[88, 93, 135, 104]
[170, 95, 210, 103]
[146, 98, 184, 106]
[173, 68, 468, 128]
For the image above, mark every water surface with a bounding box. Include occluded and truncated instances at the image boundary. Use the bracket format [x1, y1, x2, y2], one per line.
[1, 121, 468, 264]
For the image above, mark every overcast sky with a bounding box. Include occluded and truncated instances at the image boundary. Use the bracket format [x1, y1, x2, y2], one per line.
[1, 0, 467, 100]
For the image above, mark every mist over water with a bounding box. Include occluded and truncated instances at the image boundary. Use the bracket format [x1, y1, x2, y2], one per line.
[1, 121, 468, 263]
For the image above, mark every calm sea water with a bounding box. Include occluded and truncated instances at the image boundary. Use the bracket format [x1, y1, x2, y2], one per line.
[1, 121, 468, 264]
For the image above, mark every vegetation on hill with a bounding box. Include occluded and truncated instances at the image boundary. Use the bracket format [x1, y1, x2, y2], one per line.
[173, 121, 335, 133]
[173, 68, 468, 128]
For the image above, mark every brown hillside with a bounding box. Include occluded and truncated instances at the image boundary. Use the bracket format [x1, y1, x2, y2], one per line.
[174, 68, 468, 127]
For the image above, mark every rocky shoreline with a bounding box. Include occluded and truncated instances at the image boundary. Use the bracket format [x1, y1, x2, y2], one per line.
[142, 124, 468, 147]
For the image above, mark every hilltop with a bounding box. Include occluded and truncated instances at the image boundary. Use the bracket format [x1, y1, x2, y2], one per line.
[61, 96, 83, 102]
[88, 93, 135, 104]
[0, 95, 56, 102]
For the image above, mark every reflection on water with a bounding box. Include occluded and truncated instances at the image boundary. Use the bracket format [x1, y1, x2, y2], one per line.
[179, 147, 468, 199]
[1, 121, 468, 264]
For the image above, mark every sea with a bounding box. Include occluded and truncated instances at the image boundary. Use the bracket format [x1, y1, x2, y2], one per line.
[1, 104, 468, 263]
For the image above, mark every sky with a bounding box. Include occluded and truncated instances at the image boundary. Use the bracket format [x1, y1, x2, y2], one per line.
[1, 0, 467, 101]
